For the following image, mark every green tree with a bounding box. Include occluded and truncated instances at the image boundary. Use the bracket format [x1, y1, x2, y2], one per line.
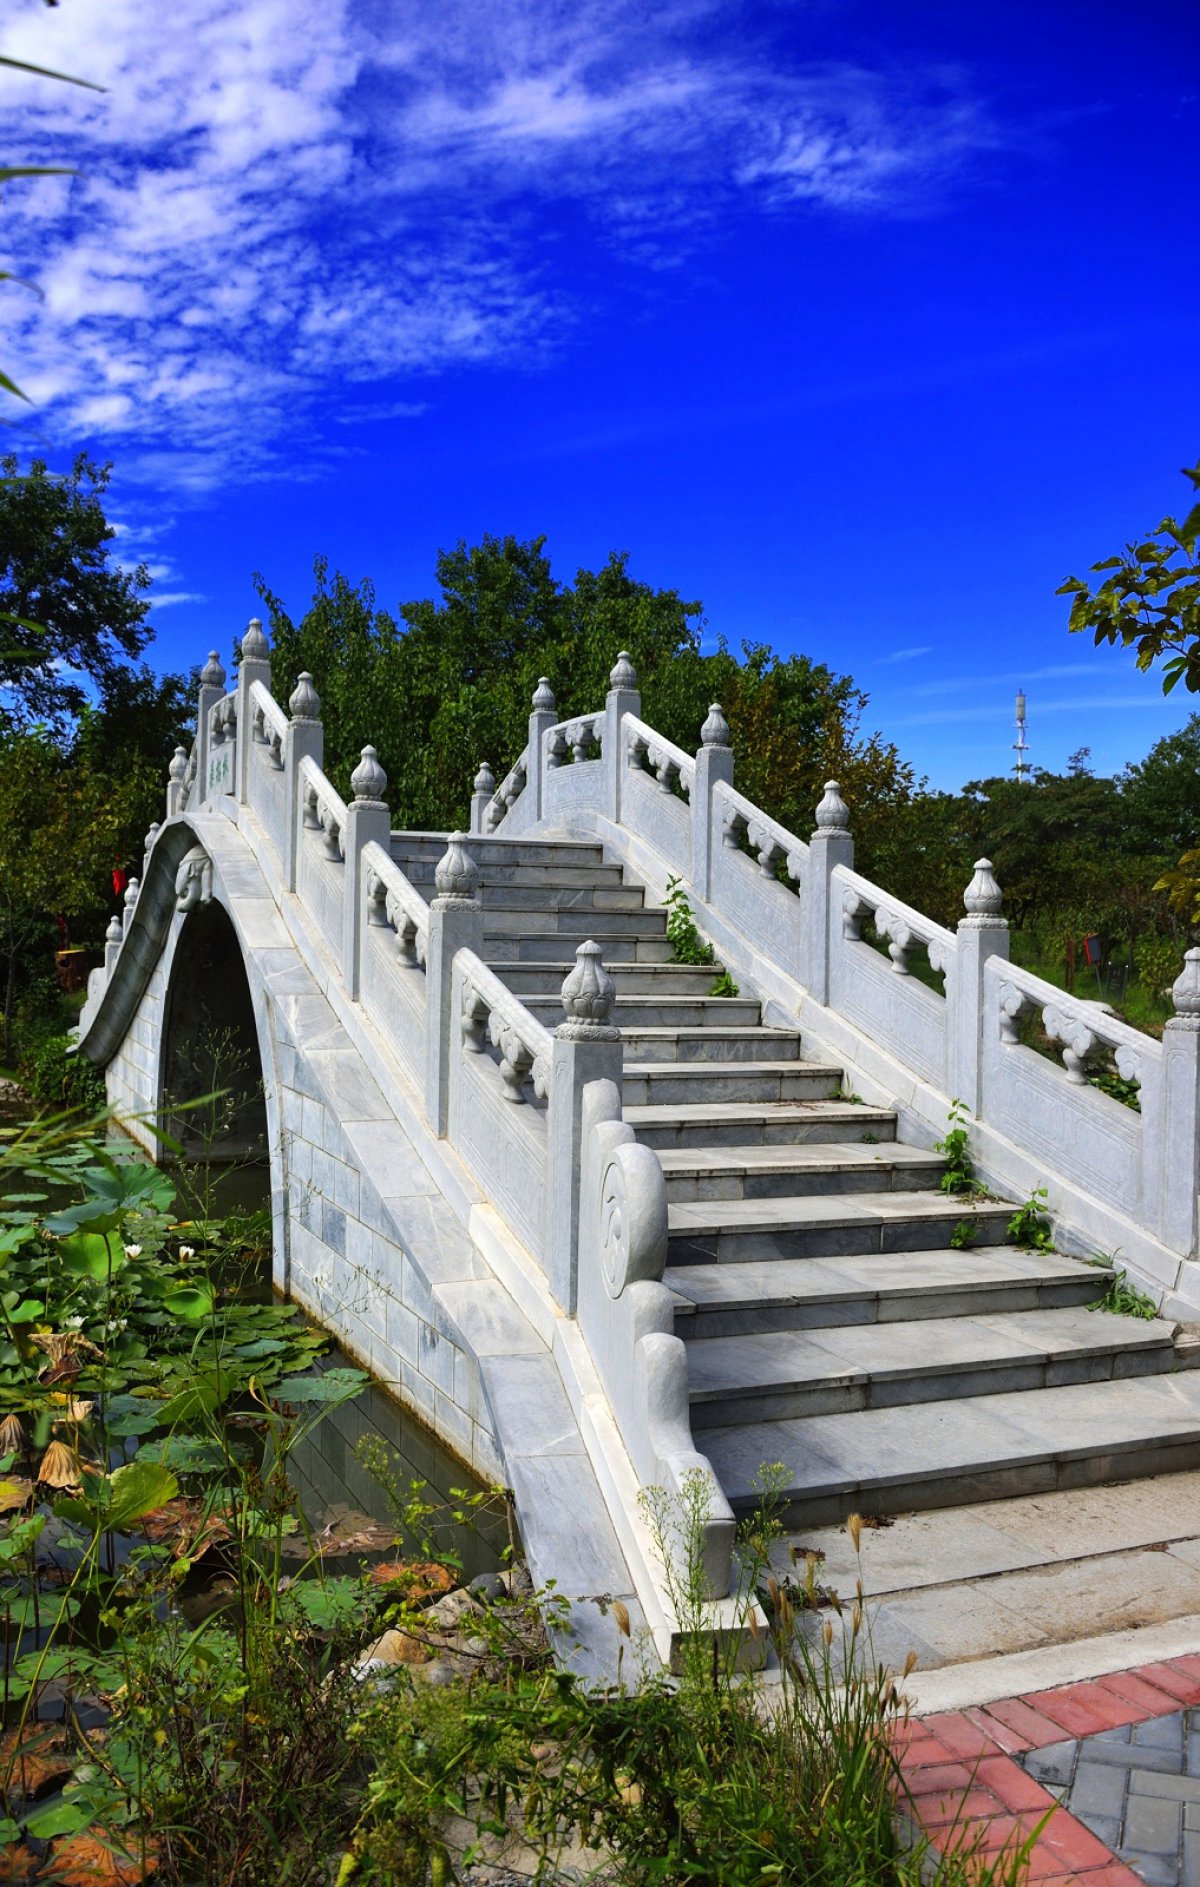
[0, 728, 156, 1053]
[1, 454, 152, 729]
[1121, 715, 1200, 857]
[1060, 460, 1200, 693]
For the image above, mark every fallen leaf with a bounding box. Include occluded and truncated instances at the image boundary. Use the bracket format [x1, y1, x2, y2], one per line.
[140, 1498, 230, 1558]
[0, 1843, 40, 1881]
[44, 1831, 155, 1885]
[0, 1478, 31, 1515]
[0, 1724, 71, 1800]
[368, 1561, 454, 1602]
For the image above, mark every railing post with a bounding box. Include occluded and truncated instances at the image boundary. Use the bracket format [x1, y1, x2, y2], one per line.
[425, 835, 484, 1136]
[235, 618, 271, 805]
[1159, 951, 1200, 1256]
[470, 762, 494, 837]
[284, 673, 323, 893]
[546, 942, 624, 1314]
[525, 678, 557, 824]
[951, 860, 1009, 1113]
[342, 746, 391, 1001]
[195, 650, 226, 808]
[604, 650, 640, 826]
[104, 913, 123, 977]
[691, 704, 732, 901]
[805, 781, 853, 1003]
[166, 748, 188, 819]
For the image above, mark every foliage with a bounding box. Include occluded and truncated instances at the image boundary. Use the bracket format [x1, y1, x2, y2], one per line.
[21, 1033, 106, 1111]
[0, 456, 152, 732]
[1088, 1263, 1159, 1320]
[709, 968, 740, 998]
[1007, 1188, 1055, 1252]
[665, 874, 717, 967]
[949, 1219, 977, 1250]
[1089, 1067, 1142, 1112]
[934, 1099, 979, 1196]
[1060, 461, 1200, 695]
[254, 539, 911, 841]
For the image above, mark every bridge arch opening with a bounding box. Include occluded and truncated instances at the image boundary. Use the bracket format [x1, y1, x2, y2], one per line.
[160, 902, 268, 1174]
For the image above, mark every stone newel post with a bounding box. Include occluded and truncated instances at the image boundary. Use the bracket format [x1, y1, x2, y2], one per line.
[470, 762, 494, 837]
[603, 651, 640, 827]
[104, 913, 123, 977]
[284, 673, 323, 893]
[235, 618, 271, 805]
[951, 860, 1009, 1112]
[692, 704, 733, 902]
[546, 941, 624, 1314]
[166, 748, 188, 819]
[804, 781, 853, 1004]
[526, 678, 558, 824]
[425, 835, 484, 1136]
[1160, 950, 1200, 1256]
[342, 746, 391, 1001]
[196, 650, 226, 806]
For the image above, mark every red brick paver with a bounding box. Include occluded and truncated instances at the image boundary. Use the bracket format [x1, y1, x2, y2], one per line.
[896, 1654, 1200, 1882]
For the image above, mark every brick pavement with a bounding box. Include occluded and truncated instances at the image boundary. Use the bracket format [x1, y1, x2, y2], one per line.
[896, 1656, 1200, 1883]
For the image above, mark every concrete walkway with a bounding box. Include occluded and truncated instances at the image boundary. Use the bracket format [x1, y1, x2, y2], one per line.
[898, 1657, 1200, 1883]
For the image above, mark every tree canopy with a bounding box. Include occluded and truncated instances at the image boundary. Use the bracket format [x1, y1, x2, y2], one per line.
[1060, 461, 1200, 694]
[0, 454, 152, 730]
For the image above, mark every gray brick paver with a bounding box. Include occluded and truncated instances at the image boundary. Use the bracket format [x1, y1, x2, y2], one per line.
[1123, 1852, 1181, 1887]
[1184, 1829, 1200, 1887]
[1125, 1792, 1184, 1856]
[1069, 1758, 1129, 1822]
[1136, 1716, 1188, 1756]
[1024, 1738, 1079, 1788]
[1127, 1772, 1200, 1804]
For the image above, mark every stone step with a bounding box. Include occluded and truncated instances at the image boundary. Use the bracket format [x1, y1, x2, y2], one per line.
[622, 1061, 843, 1107]
[618, 1027, 798, 1064]
[668, 1246, 1107, 1338]
[483, 908, 667, 937]
[524, 996, 758, 1026]
[700, 1373, 1200, 1526]
[490, 961, 725, 997]
[402, 860, 630, 890]
[628, 1100, 898, 1148]
[391, 834, 608, 870]
[471, 884, 647, 912]
[666, 1190, 1013, 1265]
[685, 1304, 1177, 1427]
[657, 1141, 944, 1202]
[492, 934, 676, 964]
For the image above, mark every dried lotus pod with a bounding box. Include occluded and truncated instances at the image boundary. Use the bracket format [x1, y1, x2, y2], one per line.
[0, 1412, 26, 1456]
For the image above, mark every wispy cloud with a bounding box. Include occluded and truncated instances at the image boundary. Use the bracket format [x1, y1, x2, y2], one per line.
[0, 0, 1023, 489]
[874, 644, 935, 666]
[891, 694, 1179, 729]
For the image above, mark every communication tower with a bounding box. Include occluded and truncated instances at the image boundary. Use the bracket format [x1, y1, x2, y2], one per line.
[1012, 689, 1031, 783]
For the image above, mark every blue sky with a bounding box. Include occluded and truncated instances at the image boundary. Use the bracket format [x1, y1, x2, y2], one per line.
[2, 0, 1197, 790]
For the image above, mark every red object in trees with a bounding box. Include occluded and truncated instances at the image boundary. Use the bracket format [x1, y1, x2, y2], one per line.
[112, 864, 128, 898]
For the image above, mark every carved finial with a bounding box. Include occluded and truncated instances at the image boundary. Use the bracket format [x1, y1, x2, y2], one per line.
[168, 746, 188, 783]
[200, 650, 226, 689]
[964, 858, 1003, 918]
[434, 832, 479, 901]
[241, 617, 269, 660]
[1172, 949, 1200, 1018]
[815, 780, 849, 832]
[532, 676, 556, 713]
[609, 650, 638, 691]
[144, 821, 160, 854]
[123, 877, 140, 913]
[473, 760, 495, 796]
[105, 914, 123, 946]
[559, 939, 619, 1039]
[289, 671, 321, 720]
[700, 702, 730, 749]
[350, 744, 387, 802]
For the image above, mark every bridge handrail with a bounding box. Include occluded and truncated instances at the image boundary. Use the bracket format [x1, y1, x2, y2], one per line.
[361, 840, 429, 965]
[454, 949, 553, 1099]
[483, 749, 529, 833]
[623, 712, 695, 792]
[713, 779, 808, 881]
[987, 956, 1160, 1082]
[298, 753, 348, 858]
[834, 862, 957, 981]
[248, 678, 289, 748]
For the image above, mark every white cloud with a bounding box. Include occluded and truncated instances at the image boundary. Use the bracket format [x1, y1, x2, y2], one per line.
[875, 644, 935, 666]
[0, 0, 1019, 490]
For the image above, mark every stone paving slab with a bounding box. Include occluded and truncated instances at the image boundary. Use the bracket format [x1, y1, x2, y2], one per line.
[898, 1657, 1200, 1883]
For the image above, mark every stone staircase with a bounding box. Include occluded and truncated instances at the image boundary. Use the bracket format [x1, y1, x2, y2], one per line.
[394, 832, 1200, 1533]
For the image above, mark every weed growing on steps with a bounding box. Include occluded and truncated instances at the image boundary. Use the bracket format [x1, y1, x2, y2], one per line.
[1007, 1186, 1055, 1252]
[665, 875, 739, 994]
[934, 1098, 984, 1196]
[950, 1219, 978, 1250]
[1085, 1258, 1160, 1319]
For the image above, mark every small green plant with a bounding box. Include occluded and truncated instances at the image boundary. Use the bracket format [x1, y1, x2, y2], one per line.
[841, 1088, 865, 1105]
[709, 968, 740, 998]
[1007, 1186, 1055, 1252]
[949, 1219, 978, 1250]
[665, 874, 717, 967]
[22, 1031, 106, 1111]
[1089, 1263, 1159, 1319]
[861, 1132, 879, 1145]
[934, 1099, 980, 1196]
[1089, 1067, 1142, 1111]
